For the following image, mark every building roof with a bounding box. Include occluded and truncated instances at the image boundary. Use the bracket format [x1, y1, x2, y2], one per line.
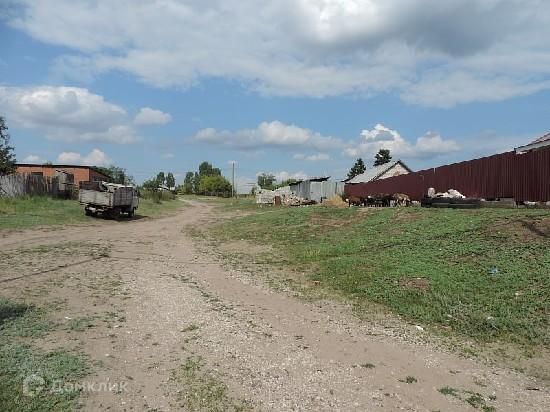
[289, 176, 330, 185]
[16, 163, 111, 179]
[345, 160, 412, 184]
[515, 132, 550, 153]
[532, 132, 550, 144]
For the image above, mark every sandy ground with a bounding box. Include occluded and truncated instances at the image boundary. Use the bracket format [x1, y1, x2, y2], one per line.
[1, 200, 548, 411]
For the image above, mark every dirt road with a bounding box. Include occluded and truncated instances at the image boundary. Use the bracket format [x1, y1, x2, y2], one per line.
[1, 200, 548, 411]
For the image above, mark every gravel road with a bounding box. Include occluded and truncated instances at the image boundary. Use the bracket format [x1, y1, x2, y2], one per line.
[1, 200, 548, 411]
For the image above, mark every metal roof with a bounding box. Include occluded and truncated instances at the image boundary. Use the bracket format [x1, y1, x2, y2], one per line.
[515, 132, 550, 153]
[289, 176, 330, 185]
[345, 160, 412, 184]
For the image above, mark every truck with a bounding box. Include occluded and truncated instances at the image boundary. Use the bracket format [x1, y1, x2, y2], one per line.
[79, 181, 139, 218]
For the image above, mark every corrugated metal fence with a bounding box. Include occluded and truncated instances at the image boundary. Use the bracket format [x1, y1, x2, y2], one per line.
[345, 150, 550, 202]
[291, 181, 345, 203]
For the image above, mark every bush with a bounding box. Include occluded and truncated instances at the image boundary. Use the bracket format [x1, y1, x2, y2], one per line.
[139, 189, 176, 202]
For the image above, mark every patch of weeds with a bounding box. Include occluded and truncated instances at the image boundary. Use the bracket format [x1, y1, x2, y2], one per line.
[181, 324, 199, 333]
[439, 386, 459, 397]
[0, 298, 52, 338]
[67, 316, 95, 332]
[439, 386, 496, 411]
[0, 298, 89, 411]
[174, 356, 252, 412]
[0, 298, 29, 325]
[360, 363, 376, 369]
[400, 376, 417, 384]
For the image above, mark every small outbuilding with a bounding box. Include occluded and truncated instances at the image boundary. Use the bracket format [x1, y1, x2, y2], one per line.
[289, 177, 344, 203]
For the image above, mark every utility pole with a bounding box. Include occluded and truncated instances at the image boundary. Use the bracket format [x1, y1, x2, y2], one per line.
[231, 161, 235, 198]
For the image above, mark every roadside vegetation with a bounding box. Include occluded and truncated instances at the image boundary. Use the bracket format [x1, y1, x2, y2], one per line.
[0, 195, 184, 230]
[208, 203, 550, 349]
[0, 298, 89, 411]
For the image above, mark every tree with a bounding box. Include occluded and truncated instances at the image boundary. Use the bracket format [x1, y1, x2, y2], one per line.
[96, 165, 134, 185]
[374, 149, 392, 166]
[156, 172, 166, 187]
[198, 161, 221, 177]
[347, 158, 366, 180]
[166, 172, 176, 189]
[192, 172, 200, 194]
[198, 175, 232, 196]
[0, 116, 16, 175]
[257, 173, 276, 190]
[183, 172, 194, 194]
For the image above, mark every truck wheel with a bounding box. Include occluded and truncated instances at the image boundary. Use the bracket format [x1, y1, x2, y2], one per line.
[85, 208, 92, 216]
[128, 208, 135, 218]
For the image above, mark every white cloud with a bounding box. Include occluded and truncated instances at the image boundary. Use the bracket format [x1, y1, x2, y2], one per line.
[345, 123, 460, 159]
[22, 154, 46, 163]
[194, 121, 343, 151]
[0, 85, 137, 143]
[161, 153, 175, 159]
[234, 175, 257, 195]
[293, 153, 330, 161]
[9, 0, 550, 106]
[270, 170, 308, 182]
[57, 149, 111, 166]
[134, 107, 172, 125]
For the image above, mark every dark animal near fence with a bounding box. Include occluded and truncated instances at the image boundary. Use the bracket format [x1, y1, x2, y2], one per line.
[392, 193, 411, 207]
[348, 195, 366, 207]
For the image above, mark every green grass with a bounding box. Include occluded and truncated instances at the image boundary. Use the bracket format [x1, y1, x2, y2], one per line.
[0, 195, 185, 230]
[174, 356, 251, 412]
[210, 205, 550, 347]
[137, 196, 185, 218]
[439, 386, 496, 411]
[0, 298, 89, 411]
[0, 196, 88, 230]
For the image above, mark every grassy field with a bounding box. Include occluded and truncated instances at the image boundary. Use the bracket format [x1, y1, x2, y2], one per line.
[0, 298, 89, 411]
[0, 195, 185, 230]
[209, 202, 550, 348]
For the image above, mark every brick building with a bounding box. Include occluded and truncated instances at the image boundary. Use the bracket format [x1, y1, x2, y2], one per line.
[16, 164, 111, 186]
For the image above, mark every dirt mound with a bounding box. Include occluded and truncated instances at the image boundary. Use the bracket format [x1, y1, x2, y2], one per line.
[324, 195, 348, 208]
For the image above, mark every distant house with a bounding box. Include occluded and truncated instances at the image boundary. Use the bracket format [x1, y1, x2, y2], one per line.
[515, 132, 550, 153]
[344, 160, 412, 184]
[16, 164, 111, 186]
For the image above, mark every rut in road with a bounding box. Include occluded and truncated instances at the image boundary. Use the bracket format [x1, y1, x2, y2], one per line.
[1, 200, 548, 411]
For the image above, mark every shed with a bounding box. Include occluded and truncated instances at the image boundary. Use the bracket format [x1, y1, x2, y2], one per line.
[289, 177, 344, 203]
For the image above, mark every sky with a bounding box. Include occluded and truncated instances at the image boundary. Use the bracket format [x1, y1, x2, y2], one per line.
[1, 0, 549, 192]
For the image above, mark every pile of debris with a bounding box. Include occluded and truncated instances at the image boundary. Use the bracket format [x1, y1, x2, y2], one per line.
[422, 187, 480, 208]
[255, 188, 316, 206]
[427, 188, 466, 199]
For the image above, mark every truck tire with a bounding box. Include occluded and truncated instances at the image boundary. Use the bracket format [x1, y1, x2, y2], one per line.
[128, 208, 135, 218]
[85, 208, 92, 216]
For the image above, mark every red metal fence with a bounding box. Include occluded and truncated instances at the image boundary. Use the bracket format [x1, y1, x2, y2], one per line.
[345, 150, 550, 202]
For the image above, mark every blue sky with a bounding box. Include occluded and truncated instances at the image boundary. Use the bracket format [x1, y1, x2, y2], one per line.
[1, 1, 549, 191]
